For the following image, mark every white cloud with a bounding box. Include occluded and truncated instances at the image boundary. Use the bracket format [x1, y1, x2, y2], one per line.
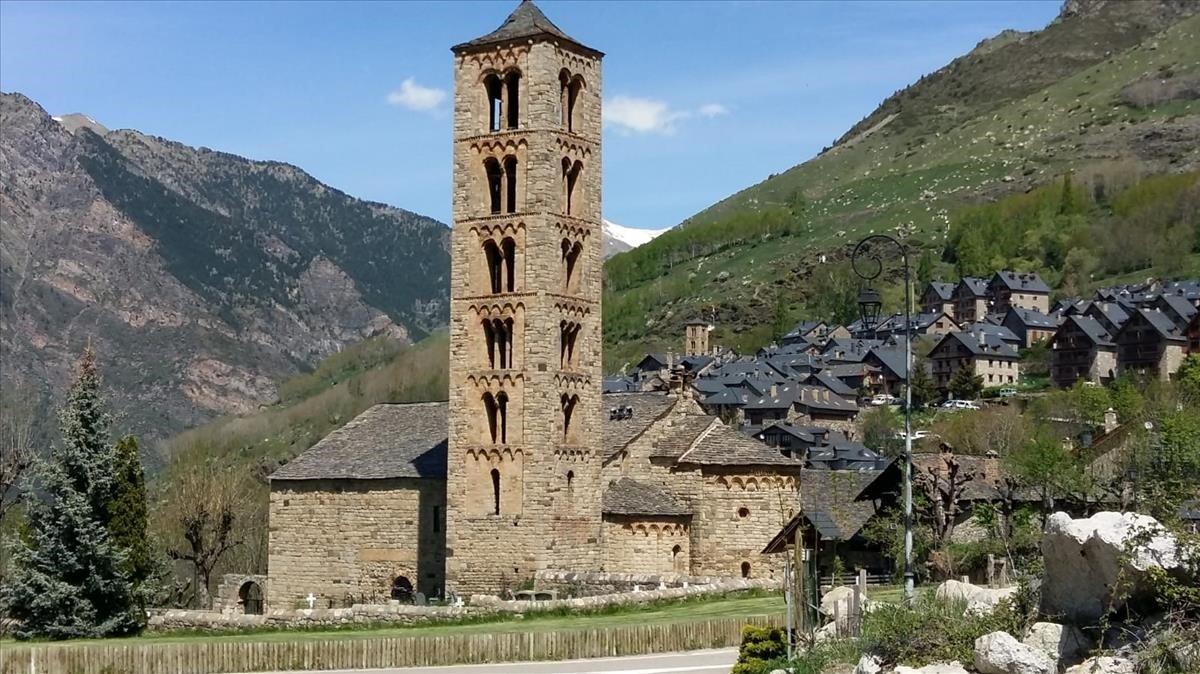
[386, 78, 446, 112]
[605, 95, 688, 135]
[605, 96, 730, 135]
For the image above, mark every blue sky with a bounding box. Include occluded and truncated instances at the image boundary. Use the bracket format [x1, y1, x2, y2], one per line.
[0, 0, 1061, 229]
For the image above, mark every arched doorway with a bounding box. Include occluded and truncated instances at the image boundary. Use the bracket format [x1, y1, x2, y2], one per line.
[391, 575, 414, 602]
[239, 581, 264, 615]
[741, 561, 751, 579]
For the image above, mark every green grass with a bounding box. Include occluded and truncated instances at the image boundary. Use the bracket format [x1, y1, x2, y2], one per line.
[8, 591, 786, 648]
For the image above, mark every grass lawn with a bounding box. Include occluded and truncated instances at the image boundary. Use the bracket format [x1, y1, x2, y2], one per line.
[7, 591, 787, 648]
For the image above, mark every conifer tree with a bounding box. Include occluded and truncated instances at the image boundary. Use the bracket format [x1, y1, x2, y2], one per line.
[108, 435, 157, 600]
[0, 346, 141, 639]
[947, 365, 983, 401]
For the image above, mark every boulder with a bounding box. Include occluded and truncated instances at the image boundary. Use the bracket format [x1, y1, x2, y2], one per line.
[1041, 511, 1181, 624]
[935, 579, 1017, 615]
[1022, 622, 1091, 665]
[821, 586, 857, 617]
[974, 631, 1055, 674]
[813, 620, 840, 643]
[894, 662, 970, 674]
[853, 654, 882, 674]
[1063, 656, 1135, 674]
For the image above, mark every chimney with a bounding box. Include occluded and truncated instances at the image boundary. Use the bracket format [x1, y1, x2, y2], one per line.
[770, 384, 778, 397]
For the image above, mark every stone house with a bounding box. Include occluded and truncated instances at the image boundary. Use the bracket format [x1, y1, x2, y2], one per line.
[928, 329, 1020, 391]
[953, 277, 991, 324]
[1000, 307, 1058, 347]
[988, 271, 1051, 314]
[1114, 308, 1187, 380]
[921, 282, 957, 318]
[782, 320, 828, 346]
[1050, 315, 1117, 388]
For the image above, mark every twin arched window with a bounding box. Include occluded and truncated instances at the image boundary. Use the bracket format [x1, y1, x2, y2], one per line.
[483, 318, 515, 369]
[561, 393, 580, 443]
[561, 159, 583, 216]
[560, 320, 581, 370]
[561, 239, 582, 292]
[483, 237, 516, 293]
[559, 70, 584, 132]
[485, 157, 518, 215]
[483, 391, 509, 444]
[485, 71, 521, 132]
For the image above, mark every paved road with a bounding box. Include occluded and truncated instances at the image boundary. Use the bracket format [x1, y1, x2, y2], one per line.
[254, 647, 739, 674]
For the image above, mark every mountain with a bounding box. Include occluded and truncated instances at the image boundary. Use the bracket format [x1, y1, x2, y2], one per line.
[0, 92, 450, 455]
[601, 0, 1200, 370]
[602, 219, 670, 258]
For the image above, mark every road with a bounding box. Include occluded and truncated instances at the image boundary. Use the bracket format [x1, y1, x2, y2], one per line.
[253, 647, 739, 674]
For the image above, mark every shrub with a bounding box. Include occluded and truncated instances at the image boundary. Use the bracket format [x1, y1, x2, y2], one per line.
[859, 593, 1021, 667]
[732, 624, 788, 674]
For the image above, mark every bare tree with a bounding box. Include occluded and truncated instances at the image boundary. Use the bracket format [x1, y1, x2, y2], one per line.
[0, 390, 40, 525]
[160, 462, 246, 609]
[916, 448, 977, 547]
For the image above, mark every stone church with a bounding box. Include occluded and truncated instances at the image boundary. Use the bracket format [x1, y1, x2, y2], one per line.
[267, 1, 805, 607]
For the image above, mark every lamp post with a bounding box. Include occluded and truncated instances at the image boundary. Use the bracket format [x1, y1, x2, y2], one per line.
[851, 234, 915, 603]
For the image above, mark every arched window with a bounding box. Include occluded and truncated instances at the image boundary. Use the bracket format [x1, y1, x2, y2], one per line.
[483, 319, 513, 369]
[672, 544, 684, 573]
[484, 74, 503, 132]
[559, 70, 583, 132]
[561, 239, 582, 292]
[741, 561, 751, 578]
[500, 237, 516, 292]
[562, 159, 582, 215]
[483, 391, 508, 444]
[503, 156, 518, 214]
[560, 320, 580, 369]
[561, 393, 579, 443]
[485, 158, 503, 214]
[391, 575, 414, 601]
[239, 581, 264, 615]
[566, 470, 574, 499]
[483, 239, 503, 293]
[490, 468, 501, 515]
[504, 71, 520, 130]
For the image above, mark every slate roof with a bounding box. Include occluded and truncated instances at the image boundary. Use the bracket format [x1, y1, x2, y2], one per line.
[649, 414, 720, 460]
[1005, 307, 1057, 329]
[1123, 308, 1186, 341]
[926, 282, 955, 302]
[762, 469, 886, 551]
[1058, 315, 1114, 347]
[678, 421, 802, 466]
[811, 370, 859, 397]
[602, 477, 691, 516]
[1156, 293, 1198, 327]
[936, 330, 1020, 360]
[866, 346, 908, 380]
[794, 386, 859, 414]
[807, 433, 887, 471]
[957, 277, 989, 298]
[602, 376, 638, 393]
[679, 355, 714, 372]
[270, 403, 448, 481]
[452, 1, 601, 56]
[1085, 301, 1131, 332]
[603, 392, 678, 458]
[991, 271, 1051, 294]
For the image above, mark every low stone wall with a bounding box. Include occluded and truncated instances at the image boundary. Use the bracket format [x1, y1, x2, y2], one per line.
[147, 602, 476, 632]
[473, 574, 779, 612]
[533, 569, 780, 597]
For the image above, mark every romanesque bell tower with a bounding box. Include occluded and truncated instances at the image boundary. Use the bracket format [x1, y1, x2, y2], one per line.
[445, 1, 604, 596]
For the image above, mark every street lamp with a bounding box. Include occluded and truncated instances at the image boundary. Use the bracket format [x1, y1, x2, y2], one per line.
[851, 234, 915, 603]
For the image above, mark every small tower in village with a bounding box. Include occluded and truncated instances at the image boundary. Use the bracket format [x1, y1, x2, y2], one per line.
[684, 319, 711, 357]
[445, 1, 605, 596]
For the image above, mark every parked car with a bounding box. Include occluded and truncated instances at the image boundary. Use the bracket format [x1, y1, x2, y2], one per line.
[998, 387, 1018, 398]
[870, 393, 898, 406]
[941, 399, 980, 411]
[894, 429, 934, 441]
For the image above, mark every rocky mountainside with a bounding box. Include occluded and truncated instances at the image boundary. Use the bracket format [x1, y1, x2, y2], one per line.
[602, 0, 1199, 369]
[0, 92, 449, 452]
[602, 219, 670, 258]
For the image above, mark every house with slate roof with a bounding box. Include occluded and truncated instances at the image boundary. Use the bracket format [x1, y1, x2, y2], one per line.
[954, 277, 991, 323]
[928, 328, 1020, 391]
[988, 271, 1051, 313]
[1001, 307, 1058, 347]
[1115, 308, 1188, 379]
[921, 282, 957, 317]
[1050, 315, 1117, 387]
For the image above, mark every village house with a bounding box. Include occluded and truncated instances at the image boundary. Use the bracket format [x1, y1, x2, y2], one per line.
[953, 277, 991, 324]
[1114, 308, 1188, 380]
[988, 270, 1051, 313]
[1050, 315, 1117, 388]
[1001, 306, 1057, 347]
[921, 281, 957, 318]
[928, 328, 1021, 391]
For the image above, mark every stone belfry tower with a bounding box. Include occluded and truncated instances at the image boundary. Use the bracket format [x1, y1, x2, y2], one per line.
[445, 1, 604, 596]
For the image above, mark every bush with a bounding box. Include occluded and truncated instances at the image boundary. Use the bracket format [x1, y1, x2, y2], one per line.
[859, 594, 1021, 667]
[732, 624, 788, 674]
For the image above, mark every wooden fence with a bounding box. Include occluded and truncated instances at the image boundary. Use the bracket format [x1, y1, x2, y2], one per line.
[0, 615, 782, 674]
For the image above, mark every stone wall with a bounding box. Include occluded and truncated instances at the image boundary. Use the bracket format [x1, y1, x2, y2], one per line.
[446, 26, 606, 597]
[147, 603, 475, 632]
[268, 478, 446, 608]
[602, 516, 690, 575]
[689, 470, 796, 578]
[533, 570, 771, 597]
[213, 574, 268, 615]
[473, 575, 778, 612]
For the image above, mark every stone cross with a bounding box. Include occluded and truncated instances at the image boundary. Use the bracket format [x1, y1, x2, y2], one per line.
[306, 593, 316, 609]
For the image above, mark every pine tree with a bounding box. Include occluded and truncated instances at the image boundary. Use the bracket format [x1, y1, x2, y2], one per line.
[108, 435, 157, 601]
[948, 365, 983, 401]
[0, 346, 141, 639]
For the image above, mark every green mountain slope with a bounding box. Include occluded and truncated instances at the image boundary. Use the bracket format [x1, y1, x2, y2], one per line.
[601, 3, 1200, 371]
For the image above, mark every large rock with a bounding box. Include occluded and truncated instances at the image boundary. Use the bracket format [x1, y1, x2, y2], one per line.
[1022, 622, 1091, 665]
[935, 579, 1017, 615]
[1041, 511, 1181, 624]
[894, 662, 970, 674]
[853, 654, 882, 674]
[821, 586, 856, 616]
[1063, 656, 1135, 674]
[974, 631, 1056, 674]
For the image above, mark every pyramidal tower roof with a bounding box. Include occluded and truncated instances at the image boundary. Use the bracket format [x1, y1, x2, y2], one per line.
[452, 0, 602, 56]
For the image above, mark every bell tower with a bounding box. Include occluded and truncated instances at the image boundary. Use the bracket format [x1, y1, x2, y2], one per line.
[445, 1, 604, 596]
